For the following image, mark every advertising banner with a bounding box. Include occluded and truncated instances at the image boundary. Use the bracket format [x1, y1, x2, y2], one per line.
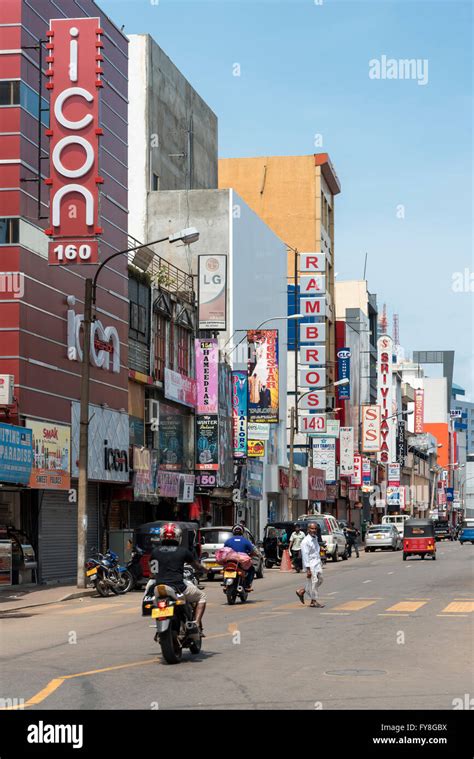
[27, 420, 70, 490]
[198, 255, 227, 330]
[0, 375, 14, 405]
[196, 415, 219, 471]
[133, 447, 158, 502]
[247, 422, 270, 440]
[71, 403, 129, 482]
[177, 474, 195, 503]
[396, 421, 407, 465]
[340, 427, 354, 476]
[159, 414, 185, 471]
[232, 371, 247, 458]
[247, 460, 264, 500]
[377, 335, 396, 464]
[361, 405, 381, 452]
[386, 486, 403, 510]
[388, 463, 401, 486]
[308, 467, 326, 500]
[312, 437, 336, 483]
[47, 18, 103, 265]
[248, 440, 265, 458]
[157, 470, 180, 498]
[279, 468, 301, 495]
[414, 389, 424, 433]
[362, 457, 371, 485]
[351, 454, 362, 486]
[247, 330, 279, 423]
[337, 348, 351, 400]
[0, 424, 33, 485]
[195, 339, 218, 414]
[218, 363, 234, 487]
[164, 368, 197, 409]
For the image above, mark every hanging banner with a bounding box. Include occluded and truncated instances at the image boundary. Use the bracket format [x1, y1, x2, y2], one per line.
[198, 255, 227, 331]
[247, 330, 279, 423]
[377, 335, 396, 464]
[248, 440, 265, 458]
[337, 348, 351, 400]
[361, 405, 381, 452]
[351, 454, 362, 486]
[46, 17, 103, 265]
[27, 420, 71, 490]
[232, 371, 247, 458]
[195, 339, 218, 415]
[414, 389, 424, 433]
[388, 463, 401, 486]
[196, 415, 219, 471]
[362, 457, 371, 485]
[396, 421, 407, 465]
[312, 437, 336, 483]
[340, 427, 354, 476]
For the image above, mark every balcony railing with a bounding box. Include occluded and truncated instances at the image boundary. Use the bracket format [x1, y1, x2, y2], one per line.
[127, 235, 195, 304]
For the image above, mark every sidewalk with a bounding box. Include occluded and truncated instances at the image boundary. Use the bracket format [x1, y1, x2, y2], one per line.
[0, 583, 94, 613]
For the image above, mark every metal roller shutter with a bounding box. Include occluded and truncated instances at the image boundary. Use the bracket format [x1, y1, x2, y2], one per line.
[38, 484, 99, 583]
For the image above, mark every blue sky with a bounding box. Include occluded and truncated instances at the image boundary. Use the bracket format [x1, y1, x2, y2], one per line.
[100, 0, 473, 398]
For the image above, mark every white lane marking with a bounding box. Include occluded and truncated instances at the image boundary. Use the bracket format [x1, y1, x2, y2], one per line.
[387, 572, 394, 575]
[363, 580, 372, 584]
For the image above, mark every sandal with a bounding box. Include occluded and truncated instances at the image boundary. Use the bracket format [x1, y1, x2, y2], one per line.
[296, 590, 305, 605]
[309, 602, 325, 608]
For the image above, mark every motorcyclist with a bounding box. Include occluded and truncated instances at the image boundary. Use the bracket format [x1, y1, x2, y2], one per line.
[149, 523, 207, 635]
[224, 525, 259, 591]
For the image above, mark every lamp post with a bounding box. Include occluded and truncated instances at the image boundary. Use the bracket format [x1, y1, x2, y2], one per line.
[222, 314, 303, 360]
[76, 228, 200, 588]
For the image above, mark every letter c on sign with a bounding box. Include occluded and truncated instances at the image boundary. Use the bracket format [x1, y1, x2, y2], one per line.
[52, 136, 94, 178]
[54, 87, 94, 130]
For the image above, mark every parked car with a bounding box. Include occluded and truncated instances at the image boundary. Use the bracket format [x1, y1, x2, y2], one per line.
[200, 526, 264, 580]
[365, 524, 402, 552]
[433, 521, 454, 541]
[297, 514, 349, 561]
[458, 519, 474, 545]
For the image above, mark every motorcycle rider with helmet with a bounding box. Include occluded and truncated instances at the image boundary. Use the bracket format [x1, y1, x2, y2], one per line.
[149, 523, 208, 635]
[224, 525, 259, 591]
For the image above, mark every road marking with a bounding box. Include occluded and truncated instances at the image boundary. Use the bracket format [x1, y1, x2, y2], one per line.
[362, 580, 372, 584]
[56, 602, 115, 615]
[385, 601, 428, 613]
[320, 612, 350, 616]
[333, 600, 377, 611]
[387, 572, 394, 575]
[357, 597, 383, 600]
[326, 591, 339, 595]
[437, 614, 469, 618]
[440, 602, 474, 614]
[378, 613, 409, 617]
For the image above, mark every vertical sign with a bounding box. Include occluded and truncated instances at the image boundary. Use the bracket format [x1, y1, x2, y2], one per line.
[312, 437, 336, 483]
[198, 255, 227, 330]
[340, 427, 354, 476]
[396, 421, 406, 465]
[351, 454, 362, 486]
[247, 330, 279, 423]
[232, 371, 247, 458]
[388, 463, 401, 486]
[377, 335, 395, 464]
[195, 339, 218, 415]
[362, 457, 371, 486]
[414, 389, 424, 433]
[337, 348, 351, 400]
[46, 18, 103, 265]
[361, 405, 381, 452]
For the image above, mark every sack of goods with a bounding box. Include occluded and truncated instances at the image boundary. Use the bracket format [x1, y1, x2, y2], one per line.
[215, 547, 252, 569]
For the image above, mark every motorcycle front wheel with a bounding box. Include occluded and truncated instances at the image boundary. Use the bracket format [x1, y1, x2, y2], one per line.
[95, 579, 110, 597]
[116, 569, 133, 594]
[189, 636, 202, 655]
[159, 626, 182, 664]
[226, 586, 238, 605]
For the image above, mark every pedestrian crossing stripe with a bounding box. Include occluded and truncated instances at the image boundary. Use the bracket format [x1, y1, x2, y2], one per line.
[333, 600, 377, 611]
[385, 601, 428, 612]
[440, 602, 474, 614]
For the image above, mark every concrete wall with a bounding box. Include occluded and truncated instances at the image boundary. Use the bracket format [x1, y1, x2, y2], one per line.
[335, 280, 370, 318]
[424, 378, 448, 422]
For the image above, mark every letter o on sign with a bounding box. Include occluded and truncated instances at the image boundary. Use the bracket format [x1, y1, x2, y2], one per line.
[305, 371, 321, 385]
[52, 136, 94, 178]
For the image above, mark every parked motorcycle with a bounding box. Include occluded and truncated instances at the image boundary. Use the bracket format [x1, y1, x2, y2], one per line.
[126, 545, 145, 591]
[85, 552, 120, 597]
[101, 549, 134, 594]
[145, 580, 202, 664]
[222, 560, 249, 605]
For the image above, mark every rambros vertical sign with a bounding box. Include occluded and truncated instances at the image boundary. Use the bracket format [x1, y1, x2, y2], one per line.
[45, 18, 104, 265]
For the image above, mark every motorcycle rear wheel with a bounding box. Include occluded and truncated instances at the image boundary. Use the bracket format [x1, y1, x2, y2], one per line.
[189, 636, 202, 655]
[226, 586, 237, 605]
[159, 627, 182, 664]
[116, 569, 133, 594]
[95, 579, 110, 597]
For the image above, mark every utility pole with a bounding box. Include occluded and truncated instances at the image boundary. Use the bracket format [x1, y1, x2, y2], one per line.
[77, 277, 93, 588]
[288, 406, 295, 521]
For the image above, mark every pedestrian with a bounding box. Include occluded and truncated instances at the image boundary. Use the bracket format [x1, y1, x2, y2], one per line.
[288, 523, 305, 570]
[296, 522, 324, 608]
[346, 522, 360, 558]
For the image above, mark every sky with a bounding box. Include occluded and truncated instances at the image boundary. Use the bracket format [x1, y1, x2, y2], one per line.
[99, 0, 473, 398]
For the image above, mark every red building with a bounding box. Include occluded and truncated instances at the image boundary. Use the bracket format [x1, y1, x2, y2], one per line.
[0, 0, 128, 582]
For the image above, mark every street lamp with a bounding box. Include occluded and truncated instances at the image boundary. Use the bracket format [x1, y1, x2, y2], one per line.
[76, 228, 200, 588]
[222, 314, 304, 358]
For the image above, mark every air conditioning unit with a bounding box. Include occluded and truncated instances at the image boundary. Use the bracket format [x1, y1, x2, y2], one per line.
[145, 399, 159, 426]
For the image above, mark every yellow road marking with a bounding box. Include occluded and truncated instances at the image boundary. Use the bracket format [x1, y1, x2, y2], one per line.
[441, 602, 474, 614]
[385, 601, 428, 613]
[56, 603, 116, 615]
[333, 600, 377, 611]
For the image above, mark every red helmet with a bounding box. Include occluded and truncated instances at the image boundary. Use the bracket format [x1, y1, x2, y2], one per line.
[159, 522, 182, 544]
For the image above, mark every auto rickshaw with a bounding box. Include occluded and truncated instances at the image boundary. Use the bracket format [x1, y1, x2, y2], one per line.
[402, 518, 436, 561]
[134, 520, 201, 584]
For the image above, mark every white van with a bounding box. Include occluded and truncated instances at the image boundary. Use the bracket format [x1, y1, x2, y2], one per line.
[381, 514, 410, 536]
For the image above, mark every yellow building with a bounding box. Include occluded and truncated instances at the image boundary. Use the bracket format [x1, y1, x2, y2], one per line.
[219, 153, 341, 387]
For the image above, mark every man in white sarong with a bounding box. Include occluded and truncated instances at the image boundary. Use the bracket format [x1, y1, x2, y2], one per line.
[296, 523, 325, 608]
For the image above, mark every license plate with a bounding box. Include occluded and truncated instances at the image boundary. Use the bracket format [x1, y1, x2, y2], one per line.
[224, 571, 237, 578]
[86, 568, 97, 576]
[205, 562, 220, 568]
[375, 535, 382, 539]
[152, 607, 174, 619]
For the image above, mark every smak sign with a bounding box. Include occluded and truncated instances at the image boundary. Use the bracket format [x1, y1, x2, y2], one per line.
[45, 18, 104, 265]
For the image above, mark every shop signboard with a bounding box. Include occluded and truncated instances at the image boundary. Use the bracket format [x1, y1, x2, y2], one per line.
[414, 389, 424, 433]
[388, 463, 401, 486]
[0, 375, 14, 405]
[312, 437, 336, 483]
[299, 414, 326, 434]
[195, 339, 218, 415]
[247, 330, 279, 423]
[26, 420, 70, 490]
[247, 422, 270, 440]
[396, 421, 407, 465]
[351, 454, 362, 486]
[361, 405, 381, 452]
[308, 467, 326, 500]
[232, 371, 247, 458]
[247, 460, 264, 500]
[196, 416, 219, 471]
[362, 457, 371, 486]
[178, 474, 195, 503]
[377, 335, 396, 464]
[248, 440, 265, 458]
[340, 427, 354, 476]
[336, 348, 351, 400]
[0, 423, 33, 485]
[198, 255, 227, 331]
[71, 403, 129, 482]
[164, 368, 196, 409]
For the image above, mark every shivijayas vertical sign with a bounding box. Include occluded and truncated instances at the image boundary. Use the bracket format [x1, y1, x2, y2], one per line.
[45, 18, 104, 265]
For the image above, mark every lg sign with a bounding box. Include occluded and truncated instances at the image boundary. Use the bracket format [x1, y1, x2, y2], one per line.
[45, 18, 104, 265]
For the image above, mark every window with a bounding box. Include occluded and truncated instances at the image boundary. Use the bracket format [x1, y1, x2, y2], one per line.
[0, 81, 49, 125]
[0, 81, 19, 105]
[152, 173, 160, 191]
[0, 219, 19, 244]
[154, 314, 168, 382]
[176, 325, 190, 376]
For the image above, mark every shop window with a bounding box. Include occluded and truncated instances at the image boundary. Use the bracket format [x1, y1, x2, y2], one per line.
[0, 218, 19, 244]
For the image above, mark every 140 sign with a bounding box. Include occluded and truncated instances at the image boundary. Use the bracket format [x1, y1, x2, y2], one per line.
[45, 18, 104, 265]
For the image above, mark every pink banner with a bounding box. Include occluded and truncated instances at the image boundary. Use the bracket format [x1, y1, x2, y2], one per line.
[414, 389, 424, 433]
[164, 368, 196, 408]
[195, 339, 218, 415]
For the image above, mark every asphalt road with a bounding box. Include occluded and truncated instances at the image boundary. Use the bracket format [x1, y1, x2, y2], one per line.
[1, 540, 473, 710]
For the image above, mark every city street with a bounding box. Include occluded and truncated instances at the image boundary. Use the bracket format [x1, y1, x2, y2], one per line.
[2, 541, 472, 711]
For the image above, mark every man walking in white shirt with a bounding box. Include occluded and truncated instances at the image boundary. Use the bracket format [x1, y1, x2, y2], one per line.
[296, 523, 325, 608]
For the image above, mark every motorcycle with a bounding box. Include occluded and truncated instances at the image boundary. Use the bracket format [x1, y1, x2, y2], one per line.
[222, 560, 250, 605]
[101, 549, 134, 594]
[85, 552, 120, 597]
[146, 580, 202, 664]
[126, 545, 145, 591]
